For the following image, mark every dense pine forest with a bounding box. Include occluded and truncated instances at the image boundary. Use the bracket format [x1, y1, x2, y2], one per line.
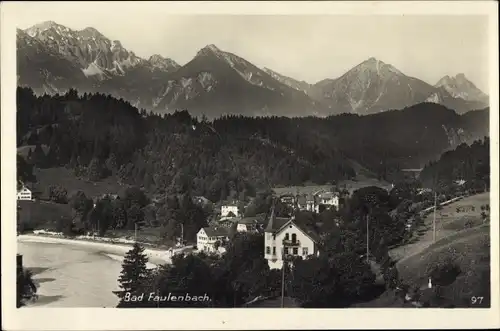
[17, 87, 489, 200]
[420, 138, 490, 190]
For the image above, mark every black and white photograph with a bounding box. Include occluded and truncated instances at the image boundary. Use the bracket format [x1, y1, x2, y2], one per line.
[2, 1, 499, 330]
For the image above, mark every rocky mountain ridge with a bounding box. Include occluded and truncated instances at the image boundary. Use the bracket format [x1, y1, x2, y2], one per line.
[17, 21, 489, 117]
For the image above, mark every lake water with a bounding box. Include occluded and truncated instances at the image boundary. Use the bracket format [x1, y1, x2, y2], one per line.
[18, 241, 123, 307]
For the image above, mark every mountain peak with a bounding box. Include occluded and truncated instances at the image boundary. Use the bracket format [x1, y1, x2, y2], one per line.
[435, 73, 488, 103]
[149, 54, 166, 61]
[196, 44, 224, 57]
[204, 44, 221, 52]
[25, 21, 69, 37]
[353, 57, 402, 76]
[366, 57, 380, 63]
[29, 21, 59, 30]
[148, 54, 180, 71]
[80, 26, 104, 38]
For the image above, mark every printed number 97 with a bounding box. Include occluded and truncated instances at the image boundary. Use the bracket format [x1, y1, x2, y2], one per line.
[471, 296, 483, 304]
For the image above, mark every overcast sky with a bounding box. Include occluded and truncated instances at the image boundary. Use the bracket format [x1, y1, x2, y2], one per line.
[12, 3, 490, 91]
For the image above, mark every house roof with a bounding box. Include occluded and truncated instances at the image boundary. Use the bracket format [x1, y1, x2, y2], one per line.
[202, 226, 230, 237]
[276, 218, 321, 243]
[318, 192, 337, 199]
[265, 212, 320, 243]
[238, 215, 266, 225]
[218, 216, 241, 224]
[265, 213, 290, 232]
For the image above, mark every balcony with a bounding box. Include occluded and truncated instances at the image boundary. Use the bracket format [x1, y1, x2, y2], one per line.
[282, 239, 300, 247]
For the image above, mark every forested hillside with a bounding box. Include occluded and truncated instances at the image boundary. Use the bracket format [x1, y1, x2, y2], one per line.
[420, 138, 490, 190]
[17, 87, 489, 201]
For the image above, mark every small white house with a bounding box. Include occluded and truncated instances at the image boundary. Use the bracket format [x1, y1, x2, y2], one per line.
[197, 226, 230, 253]
[236, 216, 266, 233]
[221, 204, 240, 218]
[318, 192, 339, 210]
[17, 186, 32, 201]
[264, 212, 320, 270]
[297, 194, 320, 213]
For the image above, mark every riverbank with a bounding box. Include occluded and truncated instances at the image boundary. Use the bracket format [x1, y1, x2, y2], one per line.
[17, 233, 191, 266]
[17, 233, 191, 307]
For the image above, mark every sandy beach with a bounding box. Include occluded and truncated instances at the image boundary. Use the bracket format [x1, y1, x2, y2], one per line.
[17, 234, 181, 307]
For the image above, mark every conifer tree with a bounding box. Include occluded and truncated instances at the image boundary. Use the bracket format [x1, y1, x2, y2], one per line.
[87, 157, 103, 181]
[116, 243, 150, 303]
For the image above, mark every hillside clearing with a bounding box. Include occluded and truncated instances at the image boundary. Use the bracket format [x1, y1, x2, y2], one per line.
[33, 167, 125, 198]
[272, 176, 392, 196]
[389, 192, 490, 264]
[358, 192, 490, 307]
[18, 200, 73, 231]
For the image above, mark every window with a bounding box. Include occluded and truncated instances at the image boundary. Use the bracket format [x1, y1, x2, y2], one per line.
[272, 247, 276, 255]
[291, 233, 297, 243]
[266, 246, 271, 254]
[284, 247, 289, 255]
[284, 233, 289, 240]
[302, 247, 308, 256]
[293, 247, 298, 255]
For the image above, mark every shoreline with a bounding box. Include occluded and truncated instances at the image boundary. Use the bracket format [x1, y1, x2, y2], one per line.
[17, 233, 189, 266]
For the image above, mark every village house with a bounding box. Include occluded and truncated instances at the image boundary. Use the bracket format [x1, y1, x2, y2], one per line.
[264, 208, 320, 269]
[196, 226, 230, 253]
[236, 215, 266, 233]
[221, 203, 240, 218]
[296, 194, 320, 213]
[279, 194, 296, 209]
[17, 186, 32, 201]
[216, 216, 241, 229]
[317, 191, 340, 210]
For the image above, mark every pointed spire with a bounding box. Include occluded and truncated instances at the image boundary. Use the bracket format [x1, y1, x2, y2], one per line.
[265, 196, 276, 232]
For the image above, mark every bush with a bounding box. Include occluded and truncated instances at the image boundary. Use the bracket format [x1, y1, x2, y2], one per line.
[383, 266, 400, 290]
[47, 185, 68, 204]
[426, 259, 461, 287]
[55, 216, 82, 236]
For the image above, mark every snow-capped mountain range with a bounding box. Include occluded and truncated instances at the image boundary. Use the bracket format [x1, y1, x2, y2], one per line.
[17, 21, 489, 117]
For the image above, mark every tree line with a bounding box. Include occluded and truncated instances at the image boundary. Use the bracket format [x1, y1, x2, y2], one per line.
[17, 87, 488, 200]
[420, 137, 490, 192]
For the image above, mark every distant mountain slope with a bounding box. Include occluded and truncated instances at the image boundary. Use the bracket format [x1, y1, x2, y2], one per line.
[17, 21, 180, 110]
[150, 45, 322, 117]
[424, 86, 489, 115]
[17, 28, 92, 94]
[313, 58, 439, 115]
[262, 67, 313, 95]
[17, 21, 489, 117]
[435, 73, 489, 104]
[320, 102, 490, 171]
